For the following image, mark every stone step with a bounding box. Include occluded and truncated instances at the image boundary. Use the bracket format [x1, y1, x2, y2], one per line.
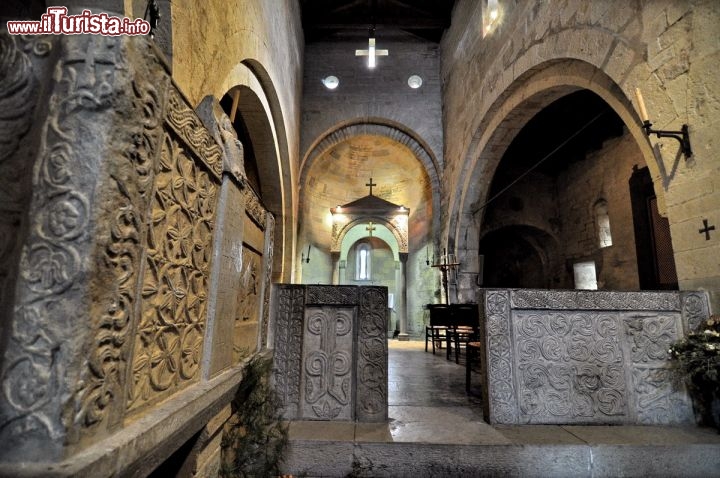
[281, 420, 720, 477]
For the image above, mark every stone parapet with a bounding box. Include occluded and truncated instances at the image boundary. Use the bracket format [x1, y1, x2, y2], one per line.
[271, 285, 388, 423]
[478, 288, 710, 425]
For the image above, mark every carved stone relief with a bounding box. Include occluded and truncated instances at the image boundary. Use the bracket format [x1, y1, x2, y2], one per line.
[482, 289, 698, 426]
[622, 313, 692, 424]
[681, 292, 710, 333]
[127, 82, 220, 413]
[483, 290, 518, 424]
[0, 34, 128, 461]
[232, 245, 262, 361]
[300, 307, 355, 420]
[272, 285, 388, 422]
[306, 285, 358, 305]
[356, 286, 388, 422]
[511, 290, 681, 311]
[514, 311, 627, 423]
[272, 285, 305, 419]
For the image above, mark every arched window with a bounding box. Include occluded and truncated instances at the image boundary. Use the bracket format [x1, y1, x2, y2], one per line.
[595, 200, 612, 248]
[356, 243, 371, 280]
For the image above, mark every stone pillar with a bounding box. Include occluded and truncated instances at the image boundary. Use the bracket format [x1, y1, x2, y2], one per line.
[397, 253, 409, 340]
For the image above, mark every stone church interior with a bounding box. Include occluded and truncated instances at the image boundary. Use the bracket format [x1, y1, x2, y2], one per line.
[1, 0, 719, 476]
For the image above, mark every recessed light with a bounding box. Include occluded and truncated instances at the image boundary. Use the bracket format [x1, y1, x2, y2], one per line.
[322, 76, 339, 89]
[408, 75, 422, 89]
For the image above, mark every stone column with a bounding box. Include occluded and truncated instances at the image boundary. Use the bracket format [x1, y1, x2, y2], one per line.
[397, 253, 409, 340]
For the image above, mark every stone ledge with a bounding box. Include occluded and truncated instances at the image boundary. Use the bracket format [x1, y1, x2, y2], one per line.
[0, 362, 250, 478]
[282, 440, 720, 477]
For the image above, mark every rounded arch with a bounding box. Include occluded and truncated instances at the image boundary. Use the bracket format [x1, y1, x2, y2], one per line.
[479, 224, 562, 289]
[218, 60, 294, 282]
[449, 59, 663, 263]
[300, 118, 442, 241]
[336, 218, 402, 262]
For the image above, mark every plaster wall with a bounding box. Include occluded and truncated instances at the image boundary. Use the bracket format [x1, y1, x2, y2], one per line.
[441, 0, 720, 309]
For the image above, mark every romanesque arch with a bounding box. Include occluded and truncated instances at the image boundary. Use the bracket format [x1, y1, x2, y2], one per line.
[449, 60, 665, 289]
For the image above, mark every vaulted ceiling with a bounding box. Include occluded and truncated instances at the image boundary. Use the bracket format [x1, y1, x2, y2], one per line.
[299, 0, 455, 42]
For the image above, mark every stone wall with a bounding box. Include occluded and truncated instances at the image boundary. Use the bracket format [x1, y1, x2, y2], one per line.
[442, 0, 720, 309]
[478, 289, 711, 425]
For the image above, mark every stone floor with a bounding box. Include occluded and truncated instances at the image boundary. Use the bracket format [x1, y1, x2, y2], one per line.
[282, 340, 720, 477]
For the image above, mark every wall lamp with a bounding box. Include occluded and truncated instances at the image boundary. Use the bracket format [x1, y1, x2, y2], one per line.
[635, 88, 692, 158]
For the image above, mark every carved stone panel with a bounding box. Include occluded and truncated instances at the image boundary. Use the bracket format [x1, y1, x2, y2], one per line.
[300, 307, 355, 420]
[482, 289, 699, 426]
[272, 285, 305, 420]
[272, 285, 388, 422]
[356, 287, 388, 422]
[127, 83, 220, 413]
[622, 313, 692, 424]
[511, 290, 681, 311]
[681, 292, 711, 333]
[260, 212, 275, 349]
[306, 285, 359, 305]
[483, 290, 518, 424]
[514, 311, 627, 423]
[233, 245, 262, 361]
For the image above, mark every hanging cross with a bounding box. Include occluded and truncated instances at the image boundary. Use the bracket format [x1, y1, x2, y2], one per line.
[355, 37, 388, 69]
[366, 177, 376, 196]
[699, 219, 715, 240]
[366, 221, 376, 237]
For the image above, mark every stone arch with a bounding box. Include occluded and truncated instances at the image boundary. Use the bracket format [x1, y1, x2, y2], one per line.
[336, 218, 403, 262]
[218, 60, 294, 282]
[300, 118, 441, 239]
[449, 59, 662, 273]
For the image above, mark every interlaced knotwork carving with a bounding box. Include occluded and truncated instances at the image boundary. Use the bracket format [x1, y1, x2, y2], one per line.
[484, 290, 518, 423]
[356, 287, 387, 421]
[515, 312, 627, 422]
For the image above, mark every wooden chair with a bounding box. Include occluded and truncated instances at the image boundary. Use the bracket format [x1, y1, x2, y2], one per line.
[445, 304, 480, 363]
[466, 341, 482, 391]
[425, 304, 451, 354]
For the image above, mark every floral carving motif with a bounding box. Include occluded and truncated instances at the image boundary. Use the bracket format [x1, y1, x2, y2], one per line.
[127, 85, 219, 412]
[624, 315, 678, 363]
[1, 35, 118, 449]
[272, 286, 305, 419]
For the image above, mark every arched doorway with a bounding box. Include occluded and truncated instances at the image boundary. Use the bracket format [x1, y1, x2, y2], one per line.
[450, 61, 679, 296]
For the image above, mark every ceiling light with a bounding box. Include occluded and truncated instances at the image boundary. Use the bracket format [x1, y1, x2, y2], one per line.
[322, 76, 339, 89]
[407, 75, 422, 89]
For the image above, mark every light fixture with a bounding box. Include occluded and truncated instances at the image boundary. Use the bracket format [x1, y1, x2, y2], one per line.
[322, 76, 339, 89]
[635, 88, 692, 158]
[488, 0, 499, 21]
[407, 75, 422, 89]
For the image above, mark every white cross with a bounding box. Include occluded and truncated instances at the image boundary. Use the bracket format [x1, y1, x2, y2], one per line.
[355, 37, 388, 69]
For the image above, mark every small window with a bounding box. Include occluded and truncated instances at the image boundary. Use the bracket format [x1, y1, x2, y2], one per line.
[573, 261, 598, 290]
[595, 200, 613, 248]
[356, 243, 371, 280]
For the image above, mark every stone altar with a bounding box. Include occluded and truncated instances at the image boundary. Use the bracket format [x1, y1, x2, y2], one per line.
[271, 285, 388, 422]
[478, 289, 711, 425]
